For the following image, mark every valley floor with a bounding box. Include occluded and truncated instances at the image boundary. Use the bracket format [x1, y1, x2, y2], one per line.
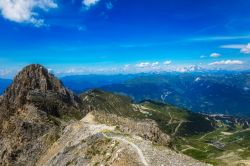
[176, 127, 250, 166]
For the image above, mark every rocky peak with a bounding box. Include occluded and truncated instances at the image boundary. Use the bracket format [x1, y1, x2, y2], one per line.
[0, 65, 84, 165]
[10, 64, 66, 92]
[2, 64, 82, 117]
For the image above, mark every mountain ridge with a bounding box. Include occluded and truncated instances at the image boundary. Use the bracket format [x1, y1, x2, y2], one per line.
[0, 64, 249, 166]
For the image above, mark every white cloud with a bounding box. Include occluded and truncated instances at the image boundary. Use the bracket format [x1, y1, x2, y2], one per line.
[163, 60, 172, 65]
[221, 43, 250, 54]
[220, 44, 246, 49]
[124, 64, 130, 68]
[175, 65, 204, 72]
[0, 67, 18, 78]
[240, 43, 250, 54]
[0, 0, 57, 26]
[210, 53, 221, 58]
[136, 62, 151, 68]
[0, 69, 10, 77]
[83, 0, 100, 8]
[135, 62, 161, 68]
[194, 77, 201, 82]
[151, 62, 159, 67]
[209, 60, 243, 66]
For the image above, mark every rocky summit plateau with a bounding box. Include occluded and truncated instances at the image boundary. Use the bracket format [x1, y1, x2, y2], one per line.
[0, 64, 249, 166]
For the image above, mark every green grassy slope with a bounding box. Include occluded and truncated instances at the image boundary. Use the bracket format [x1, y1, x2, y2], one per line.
[80, 89, 250, 165]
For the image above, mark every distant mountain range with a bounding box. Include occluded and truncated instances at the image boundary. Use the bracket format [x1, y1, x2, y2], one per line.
[101, 73, 250, 117]
[60, 74, 138, 93]
[1, 71, 250, 117]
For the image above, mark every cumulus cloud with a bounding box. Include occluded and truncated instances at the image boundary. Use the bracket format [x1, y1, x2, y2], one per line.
[83, 0, 100, 8]
[135, 62, 161, 68]
[210, 53, 221, 58]
[151, 62, 159, 67]
[175, 65, 204, 73]
[209, 60, 243, 65]
[163, 60, 172, 65]
[0, 0, 57, 26]
[135, 61, 173, 69]
[136, 62, 151, 68]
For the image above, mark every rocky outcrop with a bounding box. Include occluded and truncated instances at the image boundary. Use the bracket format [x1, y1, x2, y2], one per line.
[0, 64, 84, 166]
[93, 111, 170, 146]
[0, 105, 61, 166]
[80, 89, 171, 146]
[2, 64, 82, 118]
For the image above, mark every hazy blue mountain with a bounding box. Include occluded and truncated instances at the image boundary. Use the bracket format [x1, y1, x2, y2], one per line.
[61, 74, 141, 93]
[100, 72, 250, 117]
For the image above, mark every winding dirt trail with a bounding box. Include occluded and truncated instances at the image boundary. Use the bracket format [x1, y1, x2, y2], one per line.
[168, 112, 173, 125]
[172, 121, 184, 136]
[103, 134, 149, 166]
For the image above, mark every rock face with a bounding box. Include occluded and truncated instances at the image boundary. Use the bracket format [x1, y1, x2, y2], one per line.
[2, 64, 82, 118]
[0, 64, 84, 166]
[80, 89, 170, 145]
[93, 111, 170, 146]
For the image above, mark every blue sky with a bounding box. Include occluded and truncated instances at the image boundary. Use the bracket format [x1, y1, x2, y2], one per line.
[0, 0, 250, 77]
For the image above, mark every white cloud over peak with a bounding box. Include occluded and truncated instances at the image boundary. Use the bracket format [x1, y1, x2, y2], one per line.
[83, 0, 100, 8]
[209, 60, 243, 66]
[210, 53, 221, 58]
[0, 0, 57, 26]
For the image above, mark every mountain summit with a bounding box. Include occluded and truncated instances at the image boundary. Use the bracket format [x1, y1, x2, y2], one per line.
[2, 64, 82, 117]
[0, 65, 84, 165]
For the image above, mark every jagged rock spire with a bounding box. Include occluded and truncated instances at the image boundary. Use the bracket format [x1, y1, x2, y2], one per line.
[2, 64, 82, 117]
